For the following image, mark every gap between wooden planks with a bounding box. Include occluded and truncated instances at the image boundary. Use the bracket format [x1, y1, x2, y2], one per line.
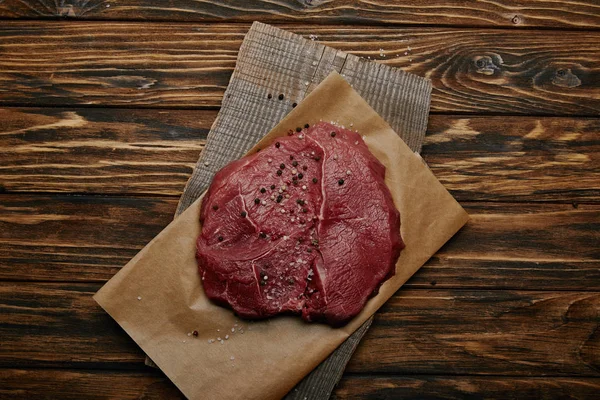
[0, 0, 599, 29]
[1, 108, 598, 203]
[0, 22, 598, 115]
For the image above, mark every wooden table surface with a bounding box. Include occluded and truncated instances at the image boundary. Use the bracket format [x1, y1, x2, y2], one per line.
[1, 1, 599, 399]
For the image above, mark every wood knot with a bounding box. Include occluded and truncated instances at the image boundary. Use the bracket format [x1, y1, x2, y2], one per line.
[473, 55, 501, 76]
[511, 15, 522, 25]
[552, 68, 581, 88]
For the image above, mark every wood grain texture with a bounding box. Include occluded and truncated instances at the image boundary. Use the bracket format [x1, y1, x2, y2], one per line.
[0, 107, 213, 195]
[1, 195, 598, 288]
[2, 370, 600, 400]
[423, 115, 600, 203]
[1, 22, 599, 115]
[0, 0, 599, 29]
[332, 375, 600, 400]
[1, 283, 598, 376]
[2, 109, 598, 203]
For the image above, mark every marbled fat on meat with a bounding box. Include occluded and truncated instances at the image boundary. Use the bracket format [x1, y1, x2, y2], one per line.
[197, 122, 404, 326]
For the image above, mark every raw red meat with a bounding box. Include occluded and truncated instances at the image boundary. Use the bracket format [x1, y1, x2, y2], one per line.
[197, 122, 404, 326]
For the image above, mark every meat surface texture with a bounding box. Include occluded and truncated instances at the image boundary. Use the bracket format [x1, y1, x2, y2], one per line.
[197, 122, 404, 326]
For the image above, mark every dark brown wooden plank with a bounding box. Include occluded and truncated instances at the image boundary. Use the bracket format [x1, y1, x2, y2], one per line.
[423, 115, 600, 203]
[2, 369, 600, 400]
[1, 0, 599, 29]
[2, 109, 598, 203]
[332, 375, 600, 400]
[1, 283, 599, 376]
[0, 107, 213, 195]
[347, 289, 600, 375]
[0, 369, 184, 400]
[1, 195, 598, 288]
[1, 22, 598, 115]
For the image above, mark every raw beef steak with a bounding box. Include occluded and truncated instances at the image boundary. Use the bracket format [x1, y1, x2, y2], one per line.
[197, 122, 404, 326]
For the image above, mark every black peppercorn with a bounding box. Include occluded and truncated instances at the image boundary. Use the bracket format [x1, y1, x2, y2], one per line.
[302, 165, 308, 171]
[338, 179, 344, 185]
[292, 103, 297, 108]
[267, 93, 272, 99]
[280, 163, 285, 169]
[296, 127, 302, 132]
[192, 330, 198, 337]
[276, 195, 283, 203]
[260, 188, 266, 193]
[292, 176, 298, 181]
[275, 142, 280, 148]
[304, 124, 309, 128]
[260, 280, 266, 286]
[212, 205, 219, 210]
[277, 170, 282, 176]
[271, 184, 276, 189]
[241, 211, 247, 218]
[278, 94, 284, 100]
[330, 132, 336, 137]
[292, 161, 298, 167]
[254, 198, 260, 204]
[298, 173, 303, 179]
[315, 156, 321, 161]
[259, 232, 267, 238]
[312, 178, 317, 183]
[218, 236, 223, 242]
[302, 208, 308, 213]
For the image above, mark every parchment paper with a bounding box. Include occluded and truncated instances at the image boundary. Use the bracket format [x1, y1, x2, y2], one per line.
[94, 71, 469, 400]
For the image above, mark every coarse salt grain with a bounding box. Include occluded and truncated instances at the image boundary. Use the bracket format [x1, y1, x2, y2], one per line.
[346, 170, 352, 175]
[230, 356, 235, 360]
[187, 333, 191, 337]
[137, 296, 142, 301]
[305, 81, 309, 86]
[225, 335, 229, 339]
[299, 134, 304, 139]
[231, 328, 235, 332]
[267, 158, 272, 163]
[220, 340, 224, 344]
[280, 209, 286, 213]
[333, 155, 338, 160]
[204, 161, 210, 166]
[261, 200, 266, 205]
[302, 185, 307, 190]
[292, 169, 297, 174]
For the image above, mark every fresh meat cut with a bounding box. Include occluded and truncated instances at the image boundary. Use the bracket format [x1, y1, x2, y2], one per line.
[196, 121, 404, 326]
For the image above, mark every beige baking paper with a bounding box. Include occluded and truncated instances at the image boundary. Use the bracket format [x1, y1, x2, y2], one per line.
[94, 71, 469, 400]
